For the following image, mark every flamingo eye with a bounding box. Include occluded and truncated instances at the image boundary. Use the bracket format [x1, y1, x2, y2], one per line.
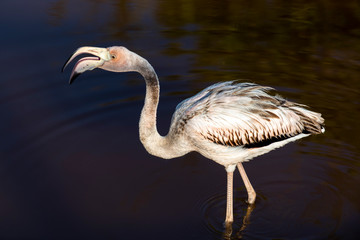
[111, 54, 116, 59]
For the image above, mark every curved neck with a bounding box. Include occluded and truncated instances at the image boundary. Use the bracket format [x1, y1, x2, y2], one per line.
[136, 57, 175, 159]
[138, 60, 161, 140]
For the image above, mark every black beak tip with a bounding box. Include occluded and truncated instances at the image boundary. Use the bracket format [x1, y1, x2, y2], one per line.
[69, 72, 81, 85]
[62, 53, 74, 73]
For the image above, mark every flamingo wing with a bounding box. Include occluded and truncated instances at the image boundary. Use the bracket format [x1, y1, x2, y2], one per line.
[171, 81, 324, 148]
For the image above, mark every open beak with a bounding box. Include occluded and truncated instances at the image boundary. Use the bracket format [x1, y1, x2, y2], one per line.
[62, 46, 111, 84]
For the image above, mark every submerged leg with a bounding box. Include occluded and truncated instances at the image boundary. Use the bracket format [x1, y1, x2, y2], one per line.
[237, 162, 256, 204]
[225, 165, 235, 225]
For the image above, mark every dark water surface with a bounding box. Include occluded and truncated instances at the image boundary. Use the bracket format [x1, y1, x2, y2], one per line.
[1, 0, 360, 239]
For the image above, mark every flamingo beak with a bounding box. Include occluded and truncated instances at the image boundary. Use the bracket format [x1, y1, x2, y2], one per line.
[62, 46, 111, 84]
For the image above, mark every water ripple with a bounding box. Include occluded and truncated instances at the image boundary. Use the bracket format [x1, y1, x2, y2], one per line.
[193, 176, 343, 240]
[195, 189, 265, 239]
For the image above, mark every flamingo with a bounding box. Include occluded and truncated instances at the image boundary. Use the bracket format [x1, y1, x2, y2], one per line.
[62, 46, 325, 225]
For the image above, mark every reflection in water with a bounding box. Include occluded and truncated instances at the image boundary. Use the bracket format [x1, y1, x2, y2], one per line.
[223, 204, 255, 240]
[237, 204, 255, 239]
[200, 190, 257, 239]
[201, 176, 345, 239]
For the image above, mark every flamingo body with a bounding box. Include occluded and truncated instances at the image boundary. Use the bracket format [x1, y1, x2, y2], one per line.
[168, 81, 323, 168]
[63, 46, 325, 226]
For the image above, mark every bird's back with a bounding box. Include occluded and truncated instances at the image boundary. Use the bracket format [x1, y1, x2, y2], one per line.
[168, 81, 324, 162]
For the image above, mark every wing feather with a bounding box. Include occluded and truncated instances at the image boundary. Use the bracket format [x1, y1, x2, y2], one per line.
[170, 81, 324, 148]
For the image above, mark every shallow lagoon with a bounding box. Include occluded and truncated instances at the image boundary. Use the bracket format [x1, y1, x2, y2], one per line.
[1, 0, 360, 239]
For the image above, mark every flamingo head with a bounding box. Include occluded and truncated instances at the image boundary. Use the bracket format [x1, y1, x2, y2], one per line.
[62, 46, 136, 84]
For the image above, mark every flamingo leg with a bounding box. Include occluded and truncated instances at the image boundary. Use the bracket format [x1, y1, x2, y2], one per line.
[225, 170, 234, 225]
[237, 162, 256, 204]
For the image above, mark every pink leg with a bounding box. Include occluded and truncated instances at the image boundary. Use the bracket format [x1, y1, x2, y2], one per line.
[225, 170, 234, 224]
[237, 162, 256, 204]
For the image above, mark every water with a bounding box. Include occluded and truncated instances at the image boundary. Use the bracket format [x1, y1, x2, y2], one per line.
[1, 0, 360, 239]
